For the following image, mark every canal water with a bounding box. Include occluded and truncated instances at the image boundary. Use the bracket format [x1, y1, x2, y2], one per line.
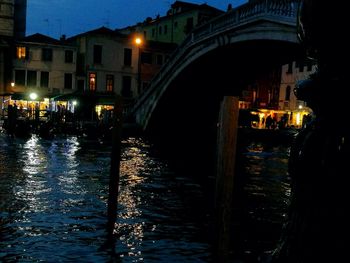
[0, 132, 292, 262]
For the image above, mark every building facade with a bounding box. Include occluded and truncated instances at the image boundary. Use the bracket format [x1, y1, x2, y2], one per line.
[118, 1, 223, 45]
[138, 40, 177, 94]
[1, 0, 27, 121]
[0, 0, 26, 38]
[13, 0, 27, 39]
[12, 33, 77, 96]
[69, 27, 176, 104]
[238, 60, 316, 129]
[0, 33, 77, 118]
[69, 27, 140, 111]
[279, 60, 315, 127]
[0, 0, 15, 37]
[238, 67, 283, 129]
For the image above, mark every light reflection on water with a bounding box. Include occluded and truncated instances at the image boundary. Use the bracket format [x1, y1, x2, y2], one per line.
[0, 135, 212, 262]
[231, 141, 291, 261]
[1, 133, 291, 262]
[115, 138, 211, 262]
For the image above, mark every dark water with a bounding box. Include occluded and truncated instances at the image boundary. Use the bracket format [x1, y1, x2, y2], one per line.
[0, 133, 291, 262]
[231, 141, 292, 262]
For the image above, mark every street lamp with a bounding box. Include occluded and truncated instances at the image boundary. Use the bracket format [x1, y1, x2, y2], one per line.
[29, 92, 38, 100]
[135, 37, 142, 46]
[134, 37, 143, 95]
[29, 92, 38, 121]
[72, 100, 77, 113]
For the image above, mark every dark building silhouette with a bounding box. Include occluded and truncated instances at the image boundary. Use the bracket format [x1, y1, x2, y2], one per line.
[0, 0, 27, 98]
[14, 0, 27, 39]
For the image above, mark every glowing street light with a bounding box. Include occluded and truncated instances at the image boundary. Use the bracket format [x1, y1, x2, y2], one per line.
[11, 82, 15, 87]
[29, 92, 38, 101]
[135, 37, 142, 46]
[134, 36, 143, 95]
[28, 92, 39, 121]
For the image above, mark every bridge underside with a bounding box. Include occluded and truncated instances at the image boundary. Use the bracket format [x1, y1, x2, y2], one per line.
[145, 39, 303, 180]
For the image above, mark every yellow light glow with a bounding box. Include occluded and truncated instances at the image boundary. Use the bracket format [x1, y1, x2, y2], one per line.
[16, 46, 26, 59]
[135, 37, 142, 46]
[72, 100, 77, 106]
[29, 92, 38, 100]
[11, 82, 15, 87]
[296, 113, 301, 126]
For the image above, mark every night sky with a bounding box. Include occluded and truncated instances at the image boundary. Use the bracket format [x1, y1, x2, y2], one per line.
[26, 0, 248, 39]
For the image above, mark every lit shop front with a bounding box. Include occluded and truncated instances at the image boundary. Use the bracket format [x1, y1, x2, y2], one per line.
[238, 104, 312, 129]
[0, 92, 80, 122]
[52, 92, 116, 122]
[1, 92, 51, 120]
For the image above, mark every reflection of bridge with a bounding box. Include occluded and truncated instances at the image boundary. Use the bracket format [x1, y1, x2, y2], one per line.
[132, 0, 301, 130]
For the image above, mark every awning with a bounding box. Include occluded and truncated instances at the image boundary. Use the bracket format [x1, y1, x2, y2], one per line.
[11, 93, 47, 101]
[96, 95, 116, 105]
[52, 92, 116, 105]
[52, 93, 79, 101]
[0, 93, 13, 96]
[6, 92, 52, 101]
[10, 93, 28, 101]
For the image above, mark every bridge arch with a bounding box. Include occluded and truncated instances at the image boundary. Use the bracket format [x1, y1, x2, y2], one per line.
[132, 0, 303, 131]
[143, 39, 302, 170]
[130, 0, 304, 177]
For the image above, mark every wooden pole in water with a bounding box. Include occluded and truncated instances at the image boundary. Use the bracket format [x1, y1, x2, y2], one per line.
[107, 95, 123, 239]
[215, 96, 239, 262]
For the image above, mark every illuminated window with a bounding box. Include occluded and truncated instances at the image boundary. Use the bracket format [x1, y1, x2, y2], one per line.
[89, 72, 96, 91]
[106, 74, 114, 92]
[16, 46, 26, 59]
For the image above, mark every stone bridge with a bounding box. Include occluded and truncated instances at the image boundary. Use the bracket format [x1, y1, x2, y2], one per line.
[131, 0, 302, 131]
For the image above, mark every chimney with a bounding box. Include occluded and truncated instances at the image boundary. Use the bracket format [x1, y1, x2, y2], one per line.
[60, 34, 66, 41]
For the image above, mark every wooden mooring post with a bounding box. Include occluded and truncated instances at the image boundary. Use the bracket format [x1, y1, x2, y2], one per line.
[215, 96, 239, 262]
[107, 95, 123, 239]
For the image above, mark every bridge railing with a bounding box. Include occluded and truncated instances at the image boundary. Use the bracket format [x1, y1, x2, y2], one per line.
[191, 0, 299, 42]
[132, 0, 300, 119]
